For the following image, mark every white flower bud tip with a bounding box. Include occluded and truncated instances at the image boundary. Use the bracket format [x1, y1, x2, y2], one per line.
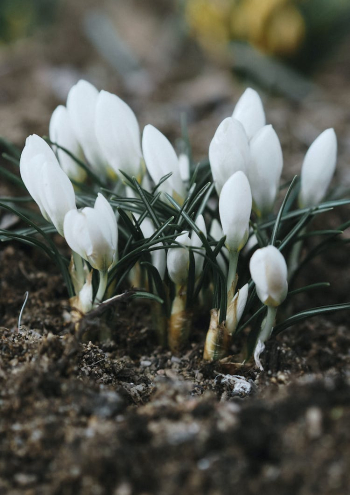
[232, 88, 266, 140]
[299, 128, 337, 208]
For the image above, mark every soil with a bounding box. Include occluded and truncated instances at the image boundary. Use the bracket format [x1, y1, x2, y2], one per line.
[1, 1, 350, 494]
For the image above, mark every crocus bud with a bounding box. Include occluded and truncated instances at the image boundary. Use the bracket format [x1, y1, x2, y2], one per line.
[66, 80, 108, 174]
[139, 217, 166, 280]
[226, 283, 249, 335]
[64, 193, 118, 272]
[49, 105, 86, 182]
[95, 90, 143, 179]
[219, 171, 252, 252]
[20, 135, 76, 236]
[142, 125, 186, 204]
[249, 246, 288, 307]
[232, 88, 266, 140]
[248, 125, 283, 217]
[209, 117, 250, 195]
[167, 232, 190, 286]
[299, 128, 337, 208]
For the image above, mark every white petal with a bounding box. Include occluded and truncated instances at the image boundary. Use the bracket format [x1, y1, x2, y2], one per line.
[299, 128, 337, 207]
[219, 171, 252, 252]
[95, 90, 142, 178]
[49, 105, 86, 182]
[142, 125, 186, 201]
[233, 88, 266, 140]
[248, 125, 283, 217]
[167, 232, 190, 286]
[66, 80, 107, 173]
[94, 193, 118, 250]
[209, 117, 250, 195]
[40, 162, 76, 236]
[64, 209, 91, 260]
[83, 207, 115, 271]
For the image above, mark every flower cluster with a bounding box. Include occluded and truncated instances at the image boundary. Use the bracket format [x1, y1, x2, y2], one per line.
[3, 81, 348, 369]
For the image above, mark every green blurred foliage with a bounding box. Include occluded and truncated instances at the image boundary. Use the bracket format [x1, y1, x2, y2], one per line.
[0, 0, 58, 43]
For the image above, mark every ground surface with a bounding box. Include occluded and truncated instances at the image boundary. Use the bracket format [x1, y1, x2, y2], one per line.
[1, 1, 350, 494]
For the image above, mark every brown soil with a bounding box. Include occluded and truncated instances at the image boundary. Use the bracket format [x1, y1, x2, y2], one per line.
[1, 241, 350, 495]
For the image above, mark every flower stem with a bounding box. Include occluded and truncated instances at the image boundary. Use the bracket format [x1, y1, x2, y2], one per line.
[95, 270, 108, 305]
[259, 305, 278, 342]
[227, 250, 239, 294]
[288, 226, 307, 281]
[73, 251, 85, 287]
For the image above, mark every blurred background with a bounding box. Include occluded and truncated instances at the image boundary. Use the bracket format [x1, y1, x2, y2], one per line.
[0, 0, 350, 184]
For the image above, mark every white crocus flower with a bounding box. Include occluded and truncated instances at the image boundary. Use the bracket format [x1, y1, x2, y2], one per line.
[232, 88, 266, 140]
[219, 171, 252, 253]
[209, 117, 250, 195]
[66, 80, 108, 174]
[64, 193, 118, 273]
[49, 105, 86, 183]
[249, 245, 288, 370]
[95, 90, 143, 180]
[248, 125, 283, 217]
[299, 128, 337, 208]
[142, 125, 187, 205]
[20, 135, 76, 236]
[167, 232, 191, 286]
[139, 217, 166, 280]
[250, 246, 288, 307]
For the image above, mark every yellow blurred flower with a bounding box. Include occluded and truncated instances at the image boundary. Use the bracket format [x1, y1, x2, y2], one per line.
[186, 0, 305, 58]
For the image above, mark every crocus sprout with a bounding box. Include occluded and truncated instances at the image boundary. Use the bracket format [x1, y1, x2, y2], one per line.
[95, 90, 143, 181]
[250, 246, 288, 369]
[20, 135, 76, 236]
[49, 105, 86, 183]
[209, 117, 250, 196]
[232, 87, 266, 141]
[142, 124, 187, 205]
[248, 125, 283, 218]
[299, 128, 337, 208]
[64, 193, 118, 304]
[167, 216, 207, 351]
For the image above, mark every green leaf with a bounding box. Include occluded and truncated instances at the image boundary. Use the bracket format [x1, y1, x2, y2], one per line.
[288, 282, 330, 297]
[0, 165, 25, 188]
[273, 303, 350, 335]
[279, 210, 312, 251]
[270, 175, 298, 245]
[0, 137, 21, 159]
[141, 261, 168, 315]
[130, 291, 164, 304]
